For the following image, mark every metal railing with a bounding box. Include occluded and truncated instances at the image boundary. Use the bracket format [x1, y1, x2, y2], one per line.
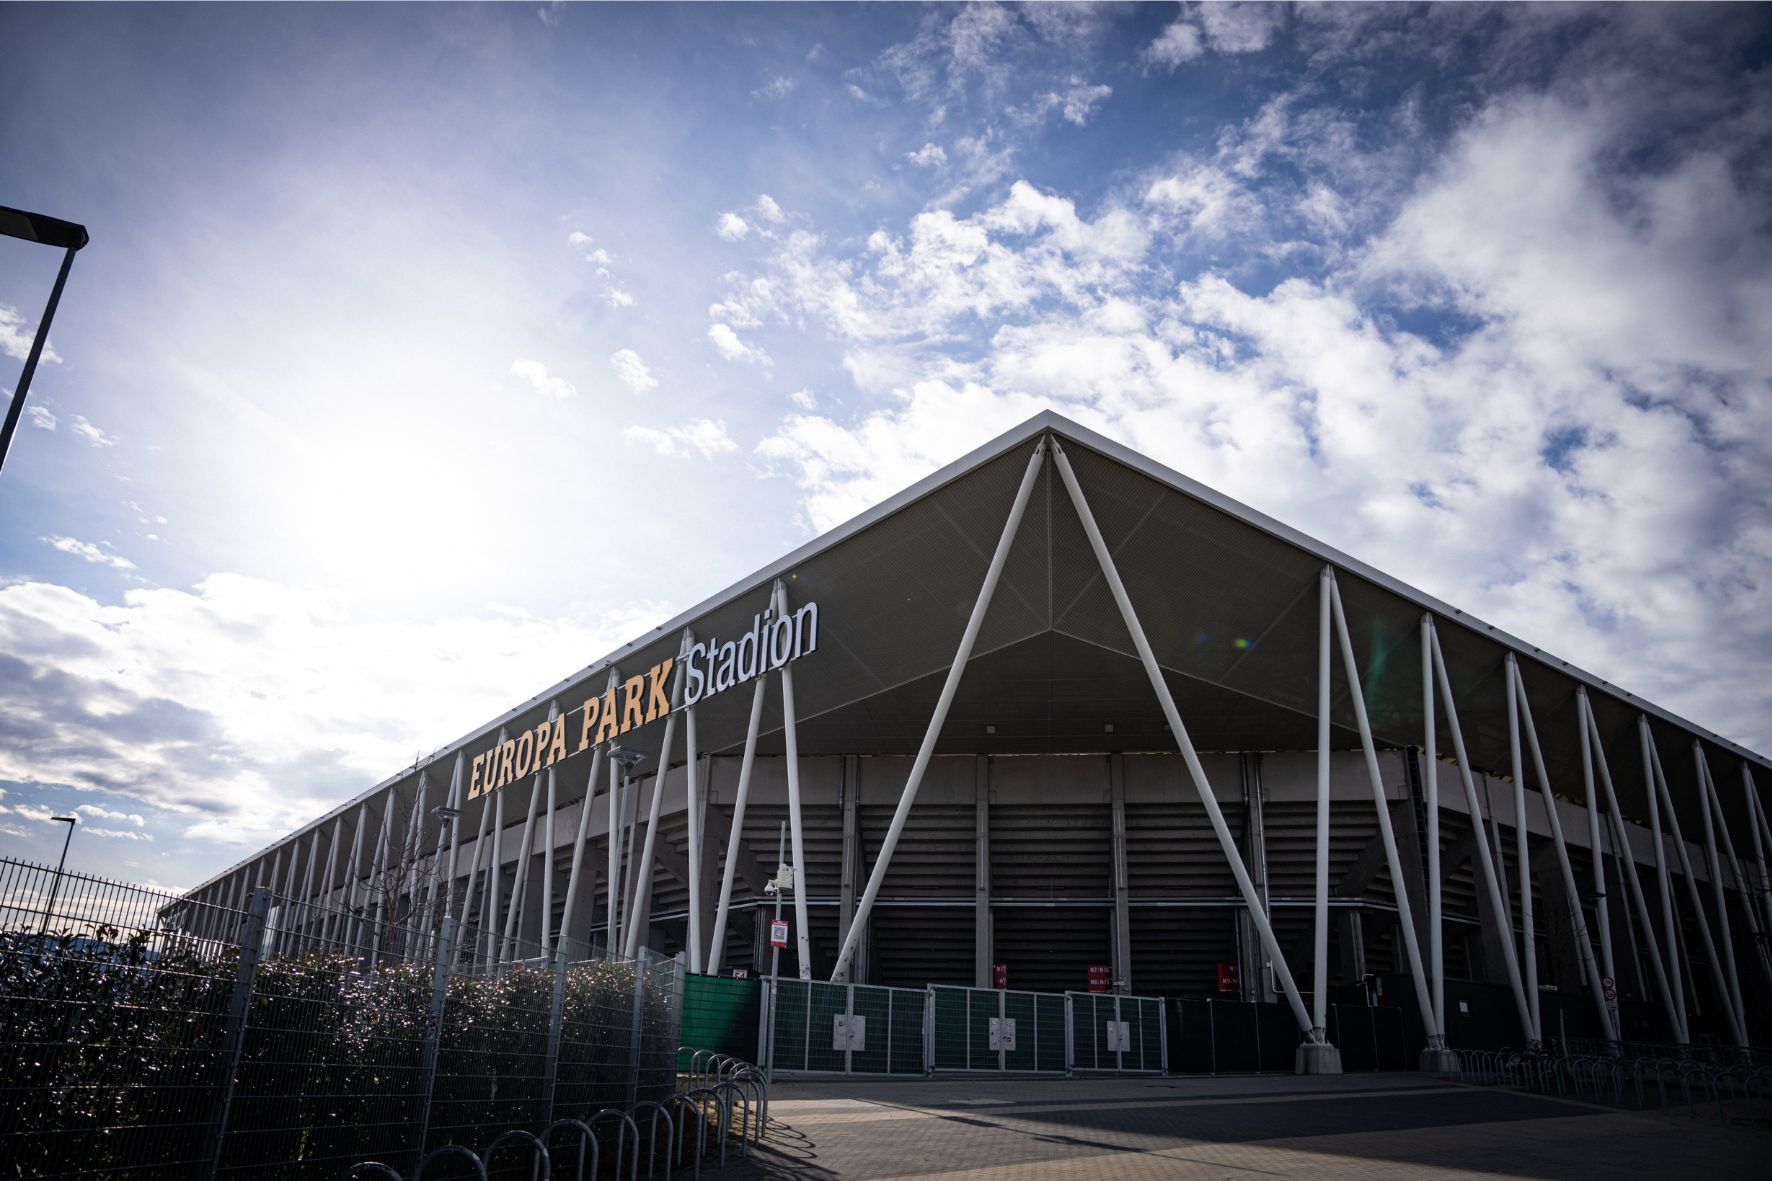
[0, 856, 683, 1179]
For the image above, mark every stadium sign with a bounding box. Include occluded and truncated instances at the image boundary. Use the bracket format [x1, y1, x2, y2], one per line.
[468, 600, 819, 799]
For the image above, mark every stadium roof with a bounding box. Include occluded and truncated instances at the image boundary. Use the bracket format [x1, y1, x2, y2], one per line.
[192, 411, 1771, 893]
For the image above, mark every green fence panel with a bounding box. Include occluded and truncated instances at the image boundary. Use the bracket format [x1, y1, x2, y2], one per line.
[806, 980, 849, 1072]
[967, 989, 998, 1069]
[1208, 1000, 1260, 1073]
[888, 988, 926, 1074]
[678, 974, 760, 1069]
[1330, 1003, 1377, 1071]
[1374, 1005, 1409, 1070]
[1035, 994, 1067, 1073]
[1003, 991, 1036, 1071]
[1169, 999, 1213, 1072]
[848, 985, 891, 1073]
[930, 986, 968, 1071]
[1257, 1002, 1300, 1072]
[770, 979, 810, 1072]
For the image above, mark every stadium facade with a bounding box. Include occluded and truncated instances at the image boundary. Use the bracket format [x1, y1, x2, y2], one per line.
[179, 412, 1772, 1063]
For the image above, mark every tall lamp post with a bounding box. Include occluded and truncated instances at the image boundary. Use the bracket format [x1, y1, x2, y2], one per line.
[38, 814, 78, 938]
[0, 205, 89, 480]
[607, 744, 646, 957]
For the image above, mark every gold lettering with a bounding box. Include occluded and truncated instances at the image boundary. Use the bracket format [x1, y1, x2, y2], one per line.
[595, 688, 621, 744]
[579, 697, 601, 751]
[645, 658, 675, 722]
[622, 674, 645, 733]
[469, 753, 485, 800]
[547, 716, 567, 766]
[498, 739, 516, 787]
[514, 730, 534, 779]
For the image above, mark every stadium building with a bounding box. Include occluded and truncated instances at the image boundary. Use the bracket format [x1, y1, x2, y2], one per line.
[178, 412, 1772, 1065]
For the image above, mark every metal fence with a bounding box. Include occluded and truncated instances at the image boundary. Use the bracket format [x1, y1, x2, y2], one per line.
[0, 857, 681, 1180]
[928, 985, 1069, 1073]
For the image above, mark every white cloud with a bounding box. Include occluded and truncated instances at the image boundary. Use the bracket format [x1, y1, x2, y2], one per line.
[755, 194, 785, 224]
[908, 142, 948, 169]
[623, 418, 738, 460]
[85, 826, 153, 841]
[508, 357, 576, 400]
[754, 74, 797, 100]
[1145, 20, 1204, 69]
[0, 574, 668, 847]
[44, 535, 134, 570]
[609, 348, 657, 393]
[707, 322, 770, 365]
[74, 803, 146, 827]
[567, 231, 611, 267]
[69, 415, 116, 447]
[0, 305, 59, 364]
[789, 388, 817, 410]
[27, 405, 55, 431]
[1200, 2, 1284, 54]
[1031, 81, 1113, 127]
[604, 288, 635, 307]
[716, 213, 751, 242]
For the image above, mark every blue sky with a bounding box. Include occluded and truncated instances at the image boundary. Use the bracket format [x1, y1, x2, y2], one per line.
[1, 2, 1768, 889]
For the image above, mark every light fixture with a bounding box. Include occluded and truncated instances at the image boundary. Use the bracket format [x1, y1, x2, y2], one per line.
[0, 205, 89, 481]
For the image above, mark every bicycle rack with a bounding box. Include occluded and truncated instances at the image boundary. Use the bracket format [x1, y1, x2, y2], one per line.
[481, 1129, 550, 1180]
[712, 1081, 748, 1163]
[415, 1145, 490, 1181]
[543, 1119, 600, 1181]
[630, 1100, 676, 1180]
[590, 1108, 641, 1181]
[665, 1092, 708, 1179]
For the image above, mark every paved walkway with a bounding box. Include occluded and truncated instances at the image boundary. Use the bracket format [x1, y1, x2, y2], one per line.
[724, 1073, 1771, 1180]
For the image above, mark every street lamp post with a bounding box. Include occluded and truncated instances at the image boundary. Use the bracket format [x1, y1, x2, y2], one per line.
[38, 815, 78, 939]
[0, 206, 89, 480]
[607, 745, 646, 957]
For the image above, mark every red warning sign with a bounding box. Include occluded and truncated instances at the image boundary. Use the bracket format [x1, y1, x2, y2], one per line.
[1087, 964, 1111, 993]
[1217, 962, 1240, 993]
[769, 919, 789, 949]
[993, 962, 1008, 990]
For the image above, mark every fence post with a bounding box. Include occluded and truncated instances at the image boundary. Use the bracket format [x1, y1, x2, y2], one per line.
[208, 888, 272, 1175]
[626, 956, 645, 1109]
[541, 947, 568, 1123]
[1064, 993, 1075, 1078]
[1159, 1000, 1169, 1076]
[411, 916, 457, 1163]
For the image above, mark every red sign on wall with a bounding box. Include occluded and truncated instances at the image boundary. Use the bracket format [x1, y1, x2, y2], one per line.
[1217, 961, 1240, 993]
[1087, 964, 1111, 993]
[993, 963, 1008, 990]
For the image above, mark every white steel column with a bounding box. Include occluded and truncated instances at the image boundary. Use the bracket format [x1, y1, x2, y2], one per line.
[541, 751, 556, 958]
[486, 783, 505, 966]
[606, 708, 620, 954]
[685, 700, 704, 973]
[317, 816, 344, 946]
[431, 752, 465, 947]
[1643, 727, 1746, 1046]
[460, 730, 501, 938]
[1589, 700, 1686, 1042]
[279, 840, 301, 955]
[1747, 767, 1772, 943]
[1312, 570, 1332, 1039]
[1427, 620, 1534, 1042]
[625, 638, 689, 958]
[1328, 572, 1440, 1049]
[342, 805, 370, 955]
[1579, 695, 1616, 992]
[709, 673, 767, 974]
[1695, 747, 1755, 1019]
[1420, 616, 1443, 1039]
[366, 793, 397, 962]
[557, 739, 607, 961]
[1052, 440, 1318, 1039]
[830, 439, 1046, 983]
[299, 826, 321, 948]
[1504, 654, 1542, 1045]
[1636, 715, 1686, 1032]
[502, 762, 544, 963]
[1510, 661, 1616, 1042]
[773, 579, 815, 980]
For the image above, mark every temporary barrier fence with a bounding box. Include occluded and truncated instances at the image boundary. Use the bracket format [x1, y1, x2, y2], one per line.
[1165, 998, 1411, 1074]
[0, 856, 682, 1180]
[1066, 991, 1167, 1074]
[927, 985, 1068, 1073]
[763, 977, 927, 1076]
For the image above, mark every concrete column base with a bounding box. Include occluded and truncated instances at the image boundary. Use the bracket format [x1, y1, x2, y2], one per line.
[1420, 1048, 1460, 1075]
[1295, 1042, 1343, 1074]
